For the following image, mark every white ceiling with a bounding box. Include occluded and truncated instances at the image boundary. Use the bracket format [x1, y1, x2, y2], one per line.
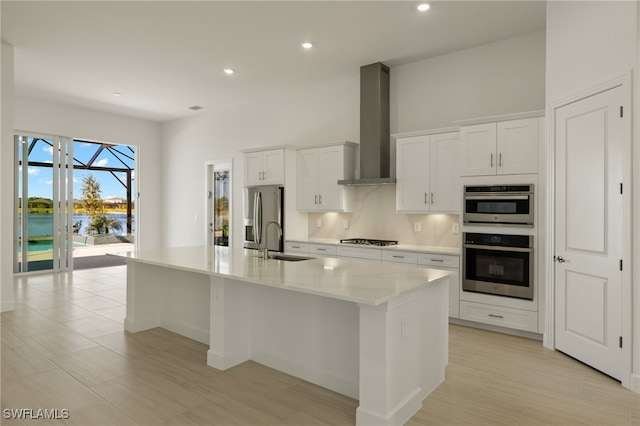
[1, 1, 546, 123]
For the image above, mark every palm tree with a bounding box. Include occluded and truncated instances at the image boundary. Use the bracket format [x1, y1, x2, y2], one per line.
[87, 214, 123, 234]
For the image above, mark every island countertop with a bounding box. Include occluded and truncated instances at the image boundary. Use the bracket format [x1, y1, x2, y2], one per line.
[114, 245, 451, 306]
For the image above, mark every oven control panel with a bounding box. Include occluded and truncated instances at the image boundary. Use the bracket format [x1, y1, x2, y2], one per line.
[464, 233, 532, 248]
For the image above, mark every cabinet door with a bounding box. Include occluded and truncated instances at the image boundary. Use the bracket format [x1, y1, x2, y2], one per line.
[429, 133, 460, 212]
[262, 149, 285, 184]
[317, 147, 344, 210]
[296, 149, 318, 210]
[245, 152, 264, 186]
[459, 123, 497, 176]
[396, 136, 430, 212]
[496, 117, 539, 175]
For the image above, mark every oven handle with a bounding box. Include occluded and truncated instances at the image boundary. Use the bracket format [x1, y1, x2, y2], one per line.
[463, 244, 533, 252]
[464, 194, 530, 200]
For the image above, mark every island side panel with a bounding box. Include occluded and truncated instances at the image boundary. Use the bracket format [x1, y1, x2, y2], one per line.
[420, 276, 448, 400]
[124, 261, 164, 333]
[207, 277, 252, 370]
[124, 261, 211, 344]
[356, 278, 448, 426]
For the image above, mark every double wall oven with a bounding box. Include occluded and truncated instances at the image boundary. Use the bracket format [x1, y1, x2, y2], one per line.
[462, 184, 535, 301]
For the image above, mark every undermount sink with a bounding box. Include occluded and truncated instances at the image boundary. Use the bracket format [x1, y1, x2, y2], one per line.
[268, 253, 313, 262]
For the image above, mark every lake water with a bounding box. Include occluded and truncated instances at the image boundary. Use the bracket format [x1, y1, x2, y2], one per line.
[22, 213, 134, 251]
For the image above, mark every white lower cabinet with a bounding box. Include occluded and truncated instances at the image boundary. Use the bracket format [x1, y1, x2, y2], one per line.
[309, 243, 336, 257]
[284, 241, 310, 254]
[337, 246, 382, 262]
[459, 301, 538, 333]
[381, 250, 418, 264]
[418, 253, 460, 319]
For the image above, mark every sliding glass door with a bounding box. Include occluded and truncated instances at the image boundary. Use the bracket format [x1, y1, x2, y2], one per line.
[15, 135, 73, 272]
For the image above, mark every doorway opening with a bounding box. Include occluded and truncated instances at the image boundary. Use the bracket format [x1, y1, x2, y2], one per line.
[14, 134, 137, 273]
[207, 160, 232, 247]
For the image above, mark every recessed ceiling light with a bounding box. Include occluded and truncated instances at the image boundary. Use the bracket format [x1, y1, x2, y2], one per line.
[189, 105, 204, 111]
[417, 3, 430, 12]
[113, 92, 122, 96]
[223, 68, 235, 75]
[302, 42, 313, 49]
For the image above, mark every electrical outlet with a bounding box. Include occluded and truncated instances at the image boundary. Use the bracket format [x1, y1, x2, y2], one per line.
[343, 219, 349, 229]
[452, 223, 459, 234]
[413, 222, 421, 232]
[316, 219, 322, 228]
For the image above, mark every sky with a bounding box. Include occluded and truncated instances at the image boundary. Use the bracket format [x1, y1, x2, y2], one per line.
[19, 138, 135, 201]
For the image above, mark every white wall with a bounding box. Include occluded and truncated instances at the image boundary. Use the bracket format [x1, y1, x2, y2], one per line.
[160, 75, 359, 249]
[13, 97, 162, 251]
[1, 42, 15, 311]
[545, 0, 639, 392]
[161, 31, 545, 250]
[391, 30, 546, 133]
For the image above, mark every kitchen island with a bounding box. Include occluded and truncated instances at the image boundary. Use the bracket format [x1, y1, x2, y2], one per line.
[115, 246, 450, 426]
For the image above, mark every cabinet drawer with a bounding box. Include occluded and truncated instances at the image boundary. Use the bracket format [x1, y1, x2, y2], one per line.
[418, 253, 459, 269]
[309, 244, 337, 257]
[459, 301, 538, 333]
[337, 246, 381, 261]
[285, 242, 310, 254]
[381, 250, 418, 264]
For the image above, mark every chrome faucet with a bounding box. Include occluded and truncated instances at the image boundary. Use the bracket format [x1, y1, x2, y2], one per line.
[262, 220, 282, 259]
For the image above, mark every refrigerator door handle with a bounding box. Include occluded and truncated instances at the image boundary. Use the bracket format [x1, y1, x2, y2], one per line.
[253, 192, 260, 245]
[255, 192, 263, 246]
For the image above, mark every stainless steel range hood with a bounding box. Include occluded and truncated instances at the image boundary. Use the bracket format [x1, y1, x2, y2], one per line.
[338, 62, 396, 186]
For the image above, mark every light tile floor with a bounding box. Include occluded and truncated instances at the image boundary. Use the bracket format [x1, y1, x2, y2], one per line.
[2, 266, 639, 425]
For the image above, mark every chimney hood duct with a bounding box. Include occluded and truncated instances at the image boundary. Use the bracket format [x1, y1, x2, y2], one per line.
[338, 62, 396, 186]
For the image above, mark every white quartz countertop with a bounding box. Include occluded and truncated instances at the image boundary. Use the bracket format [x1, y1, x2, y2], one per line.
[286, 238, 461, 255]
[113, 246, 451, 306]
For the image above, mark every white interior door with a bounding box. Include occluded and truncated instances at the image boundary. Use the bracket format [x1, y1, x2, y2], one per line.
[554, 85, 625, 380]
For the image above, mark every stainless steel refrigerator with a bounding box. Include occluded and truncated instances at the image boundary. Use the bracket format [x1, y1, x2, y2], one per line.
[243, 185, 284, 252]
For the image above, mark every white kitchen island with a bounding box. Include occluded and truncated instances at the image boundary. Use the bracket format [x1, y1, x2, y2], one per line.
[116, 246, 450, 426]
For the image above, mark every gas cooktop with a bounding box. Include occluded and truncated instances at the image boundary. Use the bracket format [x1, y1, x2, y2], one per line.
[340, 238, 399, 247]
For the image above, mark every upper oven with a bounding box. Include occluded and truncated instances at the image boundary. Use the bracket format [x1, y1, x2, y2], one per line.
[464, 184, 534, 226]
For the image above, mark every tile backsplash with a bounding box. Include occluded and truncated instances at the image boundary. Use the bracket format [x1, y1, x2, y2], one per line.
[307, 185, 460, 247]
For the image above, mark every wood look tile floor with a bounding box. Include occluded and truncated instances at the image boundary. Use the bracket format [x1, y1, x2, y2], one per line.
[2, 266, 639, 426]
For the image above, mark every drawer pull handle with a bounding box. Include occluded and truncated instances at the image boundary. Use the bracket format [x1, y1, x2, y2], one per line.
[430, 259, 444, 262]
[292, 245, 300, 248]
[317, 248, 326, 251]
[488, 314, 504, 319]
[392, 255, 404, 259]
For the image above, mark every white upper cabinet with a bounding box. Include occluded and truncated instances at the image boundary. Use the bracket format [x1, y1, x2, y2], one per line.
[244, 148, 285, 186]
[296, 143, 356, 212]
[429, 132, 460, 212]
[460, 117, 539, 176]
[496, 118, 539, 175]
[396, 131, 460, 213]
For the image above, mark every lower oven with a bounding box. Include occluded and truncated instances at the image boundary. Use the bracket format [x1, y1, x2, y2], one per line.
[463, 232, 534, 300]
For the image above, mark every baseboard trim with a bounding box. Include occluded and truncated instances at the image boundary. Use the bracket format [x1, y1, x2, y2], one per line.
[1, 300, 16, 312]
[450, 317, 543, 341]
[124, 316, 159, 333]
[252, 347, 359, 399]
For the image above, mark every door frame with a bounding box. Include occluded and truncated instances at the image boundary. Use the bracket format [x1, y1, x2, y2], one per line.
[205, 159, 233, 247]
[13, 131, 74, 274]
[545, 71, 633, 389]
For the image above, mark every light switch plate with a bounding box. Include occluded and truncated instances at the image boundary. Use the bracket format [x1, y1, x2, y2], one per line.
[413, 222, 421, 232]
[316, 219, 322, 228]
